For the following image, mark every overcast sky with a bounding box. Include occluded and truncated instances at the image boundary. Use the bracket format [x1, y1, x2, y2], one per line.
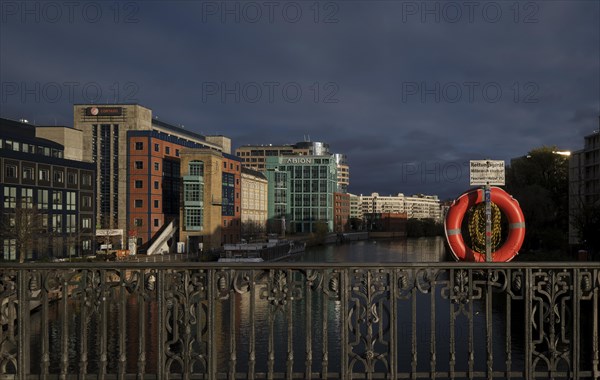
[1, 0, 598, 199]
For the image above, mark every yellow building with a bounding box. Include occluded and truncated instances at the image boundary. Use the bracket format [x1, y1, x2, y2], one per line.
[241, 167, 268, 229]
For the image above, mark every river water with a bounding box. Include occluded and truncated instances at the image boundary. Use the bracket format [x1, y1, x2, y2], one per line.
[27, 237, 528, 376]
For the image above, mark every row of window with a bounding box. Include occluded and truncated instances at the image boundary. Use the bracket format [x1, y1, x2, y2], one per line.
[134, 218, 161, 227]
[134, 179, 161, 190]
[0, 139, 64, 158]
[3, 187, 92, 210]
[3, 164, 92, 185]
[134, 141, 180, 156]
[133, 199, 161, 208]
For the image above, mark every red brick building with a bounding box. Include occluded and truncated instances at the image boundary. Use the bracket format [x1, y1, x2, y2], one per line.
[334, 192, 350, 232]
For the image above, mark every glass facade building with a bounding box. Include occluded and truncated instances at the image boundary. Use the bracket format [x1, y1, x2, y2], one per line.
[265, 156, 337, 233]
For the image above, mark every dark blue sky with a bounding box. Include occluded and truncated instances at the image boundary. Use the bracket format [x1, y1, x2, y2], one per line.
[1, 0, 598, 199]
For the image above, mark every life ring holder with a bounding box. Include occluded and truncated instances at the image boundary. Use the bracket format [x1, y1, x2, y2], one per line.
[445, 186, 525, 262]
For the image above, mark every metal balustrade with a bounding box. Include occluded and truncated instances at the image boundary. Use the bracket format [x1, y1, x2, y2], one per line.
[1, 262, 599, 379]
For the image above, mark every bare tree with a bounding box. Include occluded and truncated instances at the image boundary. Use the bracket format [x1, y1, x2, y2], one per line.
[241, 220, 266, 242]
[0, 205, 45, 263]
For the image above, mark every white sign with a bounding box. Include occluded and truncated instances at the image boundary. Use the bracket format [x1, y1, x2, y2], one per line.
[470, 160, 505, 186]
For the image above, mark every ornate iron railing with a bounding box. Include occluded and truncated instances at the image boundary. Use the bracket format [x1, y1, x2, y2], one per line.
[1, 262, 599, 379]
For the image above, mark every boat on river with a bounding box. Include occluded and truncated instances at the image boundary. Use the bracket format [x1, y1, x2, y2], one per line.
[219, 238, 306, 262]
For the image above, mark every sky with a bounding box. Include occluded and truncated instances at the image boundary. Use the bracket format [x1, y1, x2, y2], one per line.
[1, 0, 598, 199]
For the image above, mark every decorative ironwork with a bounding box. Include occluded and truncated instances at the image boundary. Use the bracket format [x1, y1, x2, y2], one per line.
[0, 263, 599, 379]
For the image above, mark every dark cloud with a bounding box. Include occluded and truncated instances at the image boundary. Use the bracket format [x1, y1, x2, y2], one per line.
[1, 0, 598, 199]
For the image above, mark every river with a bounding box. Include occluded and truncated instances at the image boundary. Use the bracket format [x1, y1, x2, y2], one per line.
[27, 237, 528, 377]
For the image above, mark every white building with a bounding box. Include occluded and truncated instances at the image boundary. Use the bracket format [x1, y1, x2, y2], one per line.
[358, 192, 442, 222]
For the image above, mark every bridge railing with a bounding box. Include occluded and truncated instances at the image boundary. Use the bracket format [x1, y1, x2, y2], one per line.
[1, 262, 599, 379]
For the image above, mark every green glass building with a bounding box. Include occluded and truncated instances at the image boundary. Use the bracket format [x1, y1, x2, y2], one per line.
[265, 155, 337, 233]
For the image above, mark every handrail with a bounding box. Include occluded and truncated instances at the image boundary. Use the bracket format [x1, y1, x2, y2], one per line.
[1, 263, 599, 379]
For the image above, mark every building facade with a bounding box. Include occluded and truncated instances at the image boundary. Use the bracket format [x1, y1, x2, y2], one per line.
[265, 155, 338, 233]
[179, 149, 242, 253]
[333, 192, 350, 232]
[0, 118, 95, 261]
[569, 130, 600, 245]
[236, 140, 349, 193]
[358, 192, 442, 222]
[73, 104, 229, 248]
[241, 167, 268, 227]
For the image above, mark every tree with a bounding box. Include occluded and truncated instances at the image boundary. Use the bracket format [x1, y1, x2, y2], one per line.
[241, 220, 266, 242]
[0, 205, 45, 263]
[505, 146, 569, 251]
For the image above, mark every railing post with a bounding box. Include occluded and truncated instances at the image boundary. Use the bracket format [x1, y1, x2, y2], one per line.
[17, 269, 30, 379]
[157, 269, 165, 380]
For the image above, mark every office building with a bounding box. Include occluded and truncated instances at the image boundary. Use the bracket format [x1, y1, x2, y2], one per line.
[236, 140, 350, 193]
[179, 149, 242, 253]
[73, 104, 230, 248]
[265, 155, 338, 233]
[0, 118, 95, 260]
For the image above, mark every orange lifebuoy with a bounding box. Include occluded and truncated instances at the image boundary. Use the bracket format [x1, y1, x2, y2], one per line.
[445, 187, 525, 262]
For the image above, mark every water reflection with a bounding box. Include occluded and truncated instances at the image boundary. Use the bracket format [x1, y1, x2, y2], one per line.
[293, 236, 449, 263]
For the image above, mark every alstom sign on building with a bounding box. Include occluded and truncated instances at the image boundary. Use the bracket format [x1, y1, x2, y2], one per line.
[469, 160, 505, 186]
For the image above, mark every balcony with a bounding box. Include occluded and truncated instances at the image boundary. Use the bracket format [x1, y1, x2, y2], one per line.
[1, 262, 599, 379]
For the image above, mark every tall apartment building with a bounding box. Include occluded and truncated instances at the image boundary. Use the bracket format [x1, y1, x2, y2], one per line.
[236, 140, 350, 193]
[0, 118, 95, 260]
[265, 155, 338, 233]
[73, 104, 231, 247]
[358, 192, 442, 222]
[569, 129, 600, 244]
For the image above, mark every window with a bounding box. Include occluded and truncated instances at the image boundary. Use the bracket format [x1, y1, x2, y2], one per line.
[154, 162, 160, 171]
[135, 199, 143, 208]
[185, 208, 203, 230]
[66, 215, 76, 233]
[154, 143, 159, 152]
[52, 191, 63, 210]
[175, 149, 180, 157]
[3, 187, 16, 208]
[66, 192, 76, 211]
[154, 219, 159, 227]
[154, 181, 159, 190]
[82, 173, 92, 186]
[67, 172, 77, 185]
[21, 188, 33, 208]
[224, 162, 227, 168]
[82, 217, 92, 230]
[3, 239, 16, 261]
[189, 161, 204, 176]
[82, 240, 91, 251]
[135, 180, 143, 189]
[5, 165, 17, 178]
[154, 200, 159, 208]
[224, 220, 228, 227]
[185, 183, 202, 202]
[38, 189, 49, 209]
[135, 142, 143, 150]
[135, 161, 143, 169]
[54, 170, 64, 183]
[52, 214, 62, 233]
[23, 167, 34, 180]
[134, 218, 143, 226]
[165, 146, 170, 155]
[82, 195, 92, 208]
